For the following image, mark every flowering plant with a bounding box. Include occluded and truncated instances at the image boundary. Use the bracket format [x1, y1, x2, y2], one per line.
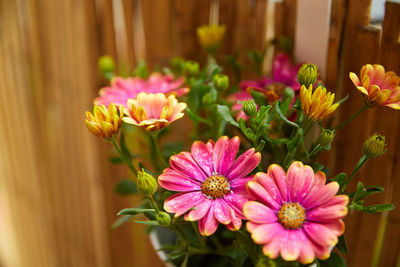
[85, 25, 397, 267]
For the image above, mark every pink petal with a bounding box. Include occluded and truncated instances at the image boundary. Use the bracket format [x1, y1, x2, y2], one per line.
[280, 230, 302, 261]
[198, 205, 218, 236]
[302, 181, 339, 209]
[185, 198, 212, 221]
[164, 191, 205, 217]
[254, 172, 283, 206]
[247, 181, 281, 210]
[158, 168, 201, 192]
[248, 222, 283, 244]
[169, 152, 207, 182]
[226, 208, 242, 231]
[267, 164, 288, 201]
[223, 192, 249, 218]
[297, 230, 316, 264]
[213, 199, 232, 224]
[229, 176, 254, 194]
[226, 148, 261, 180]
[262, 235, 281, 259]
[287, 161, 315, 202]
[306, 196, 348, 222]
[303, 222, 340, 248]
[243, 201, 278, 224]
[191, 141, 214, 176]
[212, 136, 240, 176]
[246, 221, 261, 232]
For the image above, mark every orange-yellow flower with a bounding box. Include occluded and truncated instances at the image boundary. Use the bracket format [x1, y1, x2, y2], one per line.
[85, 103, 123, 139]
[349, 64, 400, 109]
[123, 93, 186, 131]
[196, 24, 226, 53]
[300, 85, 339, 121]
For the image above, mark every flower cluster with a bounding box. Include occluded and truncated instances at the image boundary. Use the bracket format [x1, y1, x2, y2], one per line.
[84, 26, 397, 267]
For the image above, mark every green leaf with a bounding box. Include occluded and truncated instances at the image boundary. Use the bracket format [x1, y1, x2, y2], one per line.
[133, 220, 160, 226]
[360, 204, 395, 214]
[250, 89, 268, 106]
[331, 173, 347, 187]
[215, 104, 239, 127]
[109, 156, 123, 164]
[114, 179, 138, 195]
[186, 107, 212, 126]
[358, 185, 384, 201]
[334, 94, 349, 106]
[117, 208, 155, 216]
[286, 131, 301, 155]
[337, 234, 348, 254]
[275, 102, 299, 128]
[111, 215, 132, 229]
[353, 181, 365, 203]
[133, 60, 148, 78]
[319, 252, 346, 267]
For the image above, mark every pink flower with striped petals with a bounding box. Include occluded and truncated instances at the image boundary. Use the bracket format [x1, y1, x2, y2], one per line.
[244, 161, 348, 264]
[158, 136, 261, 236]
[94, 73, 189, 107]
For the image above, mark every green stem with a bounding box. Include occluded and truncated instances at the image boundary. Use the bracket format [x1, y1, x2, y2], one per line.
[111, 137, 137, 175]
[334, 104, 369, 130]
[191, 222, 205, 245]
[151, 133, 167, 170]
[344, 154, 368, 189]
[148, 196, 160, 213]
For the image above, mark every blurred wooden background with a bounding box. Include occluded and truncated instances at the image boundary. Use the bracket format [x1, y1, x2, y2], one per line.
[0, 0, 399, 266]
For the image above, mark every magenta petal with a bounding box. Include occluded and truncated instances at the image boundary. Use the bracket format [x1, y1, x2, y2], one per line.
[262, 235, 282, 259]
[248, 222, 283, 244]
[191, 141, 214, 176]
[226, 148, 261, 180]
[213, 199, 232, 224]
[185, 198, 212, 221]
[213, 136, 240, 176]
[254, 172, 283, 206]
[226, 207, 242, 231]
[306, 195, 348, 222]
[303, 222, 341, 247]
[170, 152, 207, 182]
[267, 164, 288, 201]
[158, 168, 201, 192]
[164, 191, 205, 217]
[243, 201, 277, 224]
[247, 180, 281, 210]
[287, 162, 315, 202]
[280, 230, 302, 261]
[223, 192, 249, 218]
[229, 176, 254, 195]
[302, 182, 339, 209]
[198, 205, 218, 236]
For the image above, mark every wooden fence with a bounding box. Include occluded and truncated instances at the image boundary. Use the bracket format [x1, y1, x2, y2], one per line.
[0, 0, 399, 266]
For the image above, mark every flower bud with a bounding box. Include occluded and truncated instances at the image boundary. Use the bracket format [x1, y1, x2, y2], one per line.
[85, 103, 123, 139]
[242, 100, 257, 116]
[297, 63, 318, 87]
[98, 55, 115, 74]
[156, 211, 171, 226]
[318, 129, 335, 147]
[213, 74, 229, 91]
[196, 24, 226, 54]
[137, 170, 157, 196]
[183, 61, 199, 77]
[363, 133, 387, 159]
[170, 57, 185, 73]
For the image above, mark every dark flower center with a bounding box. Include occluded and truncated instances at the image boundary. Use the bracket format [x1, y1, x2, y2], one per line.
[201, 175, 231, 199]
[277, 202, 305, 229]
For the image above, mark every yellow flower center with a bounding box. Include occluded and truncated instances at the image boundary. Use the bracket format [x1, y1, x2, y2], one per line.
[201, 175, 231, 199]
[277, 202, 305, 229]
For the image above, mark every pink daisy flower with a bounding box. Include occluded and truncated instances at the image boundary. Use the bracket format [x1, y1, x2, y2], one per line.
[158, 136, 261, 236]
[94, 73, 189, 107]
[244, 161, 348, 264]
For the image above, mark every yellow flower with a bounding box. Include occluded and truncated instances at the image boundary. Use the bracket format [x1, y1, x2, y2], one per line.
[300, 85, 339, 121]
[123, 93, 186, 131]
[349, 64, 400, 109]
[85, 103, 123, 139]
[196, 24, 226, 53]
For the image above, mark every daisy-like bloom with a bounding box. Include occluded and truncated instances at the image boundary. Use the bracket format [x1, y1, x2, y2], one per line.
[229, 53, 302, 120]
[300, 85, 338, 121]
[158, 136, 261, 236]
[123, 93, 186, 132]
[349, 64, 400, 109]
[85, 103, 124, 139]
[196, 24, 226, 53]
[94, 73, 189, 107]
[244, 162, 348, 264]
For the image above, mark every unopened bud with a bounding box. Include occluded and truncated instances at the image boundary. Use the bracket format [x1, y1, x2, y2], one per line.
[183, 61, 199, 77]
[137, 170, 157, 196]
[318, 129, 335, 147]
[213, 74, 229, 91]
[98, 55, 115, 74]
[242, 100, 257, 116]
[156, 211, 171, 226]
[363, 133, 387, 159]
[297, 63, 318, 87]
